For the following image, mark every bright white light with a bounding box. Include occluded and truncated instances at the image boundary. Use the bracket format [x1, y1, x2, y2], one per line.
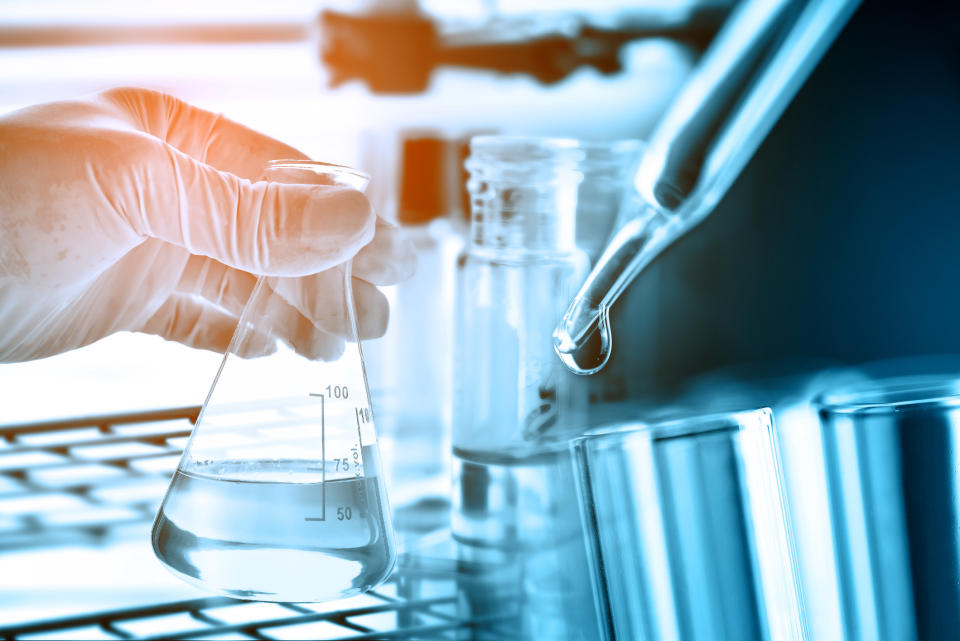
[0, 0, 325, 25]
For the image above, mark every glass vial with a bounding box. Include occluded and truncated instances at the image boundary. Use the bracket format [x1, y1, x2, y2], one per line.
[453, 136, 591, 461]
[452, 135, 594, 546]
[452, 136, 599, 639]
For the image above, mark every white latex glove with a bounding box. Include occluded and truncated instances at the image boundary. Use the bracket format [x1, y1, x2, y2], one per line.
[0, 87, 415, 362]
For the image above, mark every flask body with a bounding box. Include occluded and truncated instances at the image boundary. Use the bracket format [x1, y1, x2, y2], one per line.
[152, 161, 397, 603]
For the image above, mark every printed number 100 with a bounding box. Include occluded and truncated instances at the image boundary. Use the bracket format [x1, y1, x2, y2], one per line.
[327, 385, 348, 399]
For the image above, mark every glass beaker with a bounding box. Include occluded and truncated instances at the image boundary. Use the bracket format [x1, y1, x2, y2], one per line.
[152, 160, 397, 603]
[573, 408, 805, 641]
[814, 376, 960, 641]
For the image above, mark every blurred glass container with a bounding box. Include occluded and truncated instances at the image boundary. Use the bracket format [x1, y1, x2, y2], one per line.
[574, 139, 645, 266]
[453, 135, 591, 460]
[451, 135, 602, 639]
[815, 376, 960, 641]
[452, 136, 589, 549]
[573, 408, 805, 641]
[452, 135, 651, 542]
[362, 133, 469, 540]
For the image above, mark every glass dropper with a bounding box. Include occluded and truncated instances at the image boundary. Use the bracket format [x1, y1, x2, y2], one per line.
[554, 0, 861, 375]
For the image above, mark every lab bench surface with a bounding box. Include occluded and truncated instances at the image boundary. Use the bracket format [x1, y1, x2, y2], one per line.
[0, 408, 516, 641]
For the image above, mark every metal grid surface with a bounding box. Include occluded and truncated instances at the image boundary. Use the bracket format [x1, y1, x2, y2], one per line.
[0, 406, 200, 549]
[0, 574, 505, 640]
[0, 408, 516, 640]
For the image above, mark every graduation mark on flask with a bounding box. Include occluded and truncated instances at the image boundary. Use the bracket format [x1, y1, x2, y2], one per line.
[304, 391, 327, 522]
[301, 389, 369, 522]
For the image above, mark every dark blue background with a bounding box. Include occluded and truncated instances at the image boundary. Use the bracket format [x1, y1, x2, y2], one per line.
[614, 1, 960, 397]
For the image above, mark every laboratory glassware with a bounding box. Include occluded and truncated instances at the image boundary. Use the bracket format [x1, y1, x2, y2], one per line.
[814, 376, 960, 640]
[360, 133, 468, 537]
[454, 135, 593, 460]
[573, 408, 805, 641]
[452, 135, 599, 639]
[452, 135, 589, 544]
[554, 0, 861, 375]
[451, 133, 646, 543]
[152, 160, 397, 603]
[572, 139, 645, 266]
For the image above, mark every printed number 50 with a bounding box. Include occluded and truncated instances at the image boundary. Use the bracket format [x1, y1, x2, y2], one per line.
[337, 506, 353, 521]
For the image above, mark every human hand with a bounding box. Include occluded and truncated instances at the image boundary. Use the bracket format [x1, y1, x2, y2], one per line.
[0, 87, 414, 362]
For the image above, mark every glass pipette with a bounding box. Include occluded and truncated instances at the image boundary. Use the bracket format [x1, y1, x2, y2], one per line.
[554, 0, 861, 375]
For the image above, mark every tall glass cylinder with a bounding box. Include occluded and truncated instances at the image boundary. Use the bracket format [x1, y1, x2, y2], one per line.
[573, 408, 805, 641]
[815, 376, 960, 640]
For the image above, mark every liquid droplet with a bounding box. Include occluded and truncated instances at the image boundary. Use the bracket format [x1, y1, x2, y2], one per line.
[555, 307, 612, 375]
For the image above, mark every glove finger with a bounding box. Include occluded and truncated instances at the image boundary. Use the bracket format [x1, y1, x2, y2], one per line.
[270, 270, 390, 340]
[139, 294, 274, 357]
[351, 217, 417, 286]
[243, 278, 346, 361]
[99, 87, 308, 179]
[179, 256, 387, 340]
[352, 277, 390, 340]
[256, 162, 414, 286]
[135, 143, 375, 277]
[176, 254, 258, 316]
[175, 262, 350, 360]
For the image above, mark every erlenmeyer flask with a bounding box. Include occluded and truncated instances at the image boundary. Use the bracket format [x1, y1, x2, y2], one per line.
[152, 160, 397, 603]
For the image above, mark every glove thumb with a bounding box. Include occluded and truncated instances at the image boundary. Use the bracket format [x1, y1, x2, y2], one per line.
[134, 143, 375, 276]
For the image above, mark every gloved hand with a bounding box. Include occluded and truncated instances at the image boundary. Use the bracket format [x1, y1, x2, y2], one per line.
[0, 87, 415, 362]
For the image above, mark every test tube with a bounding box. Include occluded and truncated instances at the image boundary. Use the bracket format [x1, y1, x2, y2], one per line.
[815, 376, 960, 640]
[572, 408, 804, 641]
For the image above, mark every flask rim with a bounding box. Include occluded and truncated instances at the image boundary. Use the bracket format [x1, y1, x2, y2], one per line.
[264, 159, 371, 190]
[469, 135, 644, 155]
[813, 375, 960, 415]
[573, 406, 774, 452]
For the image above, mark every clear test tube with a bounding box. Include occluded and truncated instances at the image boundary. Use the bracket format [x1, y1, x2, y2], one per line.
[815, 376, 960, 640]
[572, 408, 804, 641]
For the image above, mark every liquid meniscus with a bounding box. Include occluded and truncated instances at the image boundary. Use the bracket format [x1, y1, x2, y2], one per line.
[152, 450, 395, 603]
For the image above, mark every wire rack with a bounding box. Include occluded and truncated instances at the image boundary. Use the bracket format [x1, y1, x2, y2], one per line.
[0, 408, 518, 640]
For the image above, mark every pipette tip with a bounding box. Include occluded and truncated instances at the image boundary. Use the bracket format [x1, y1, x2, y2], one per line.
[553, 307, 612, 375]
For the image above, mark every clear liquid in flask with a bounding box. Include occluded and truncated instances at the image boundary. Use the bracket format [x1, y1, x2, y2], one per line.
[153, 447, 394, 602]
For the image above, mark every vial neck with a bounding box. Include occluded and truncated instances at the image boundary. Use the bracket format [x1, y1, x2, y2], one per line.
[466, 138, 584, 254]
[469, 184, 579, 253]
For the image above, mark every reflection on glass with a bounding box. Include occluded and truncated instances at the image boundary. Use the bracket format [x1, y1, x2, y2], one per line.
[816, 377, 960, 640]
[573, 408, 804, 641]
